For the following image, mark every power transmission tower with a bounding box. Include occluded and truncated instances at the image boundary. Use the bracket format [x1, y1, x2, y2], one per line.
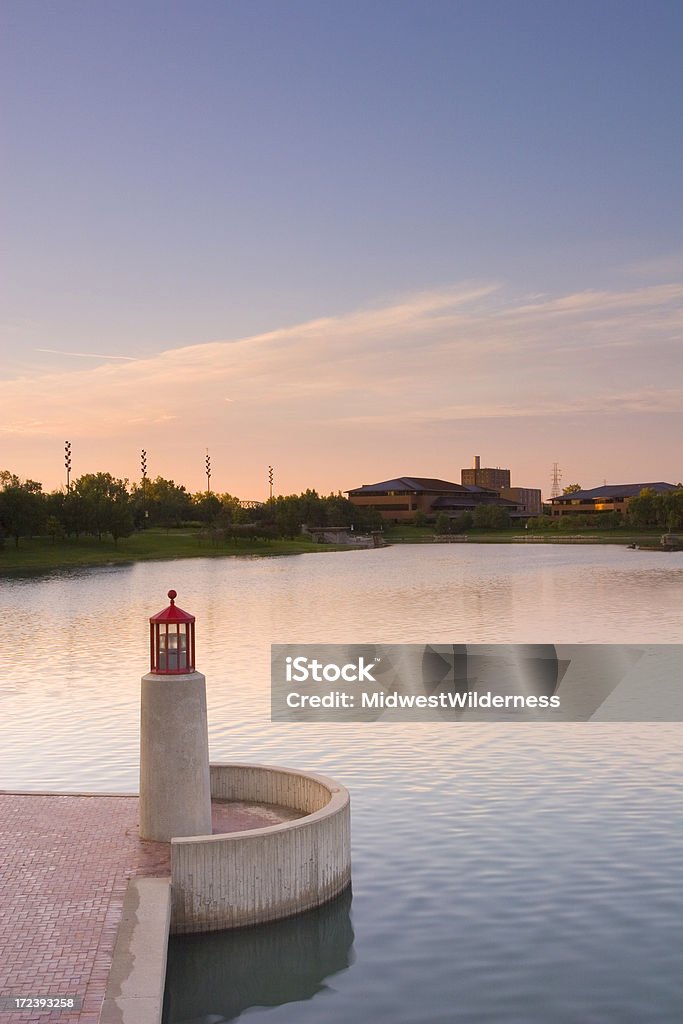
[551, 462, 562, 498]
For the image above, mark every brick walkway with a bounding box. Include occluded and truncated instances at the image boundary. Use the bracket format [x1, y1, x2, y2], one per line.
[0, 793, 304, 1024]
[0, 794, 169, 1024]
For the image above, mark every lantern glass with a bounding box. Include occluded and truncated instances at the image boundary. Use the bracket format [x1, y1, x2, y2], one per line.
[149, 591, 195, 674]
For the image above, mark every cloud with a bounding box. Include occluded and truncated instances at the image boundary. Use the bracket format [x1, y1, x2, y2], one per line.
[36, 348, 139, 361]
[508, 283, 683, 317]
[335, 387, 683, 427]
[0, 282, 681, 451]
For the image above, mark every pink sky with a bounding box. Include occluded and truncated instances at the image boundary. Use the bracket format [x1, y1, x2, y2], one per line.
[2, 281, 681, 501]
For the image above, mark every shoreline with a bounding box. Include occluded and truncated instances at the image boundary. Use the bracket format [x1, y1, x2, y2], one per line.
[0, 533, 351, 576]
[1, 530, 675, 576]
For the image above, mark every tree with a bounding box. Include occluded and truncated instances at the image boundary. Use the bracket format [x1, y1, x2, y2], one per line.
[473, 504, 510, 530]
[627, 488, 663, 528]
[45, 515, 65, 544]
[0, 470, 21, 489]
[49, 489, 88, 540]
[217, 492, 243, 522]
[323, 493, 381, 531]
[662, 490, 683, 531]
[131, 477, 193, 528]
[192, 492, 222, 524]
[274, 496, 303, 538]
[0, 479, 46, 546]
[451, 512, 473, 533]
[526, 515, 554, 531]
[559, 513, 592, 530]
[434, 512, 451, 535]
[562, 484, 582, 494]
[298, 489, 327, 527]
[72, 473, 133, 542]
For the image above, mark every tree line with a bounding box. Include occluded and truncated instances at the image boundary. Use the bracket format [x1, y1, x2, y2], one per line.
[0, 470, 382, 547]
[428, 486, 683, 535]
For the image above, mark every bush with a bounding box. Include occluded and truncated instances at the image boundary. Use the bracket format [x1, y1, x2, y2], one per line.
[434, 513, 451, 535]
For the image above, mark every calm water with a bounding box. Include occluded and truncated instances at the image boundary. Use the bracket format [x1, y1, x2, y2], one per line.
[2, 545, 682, 1022]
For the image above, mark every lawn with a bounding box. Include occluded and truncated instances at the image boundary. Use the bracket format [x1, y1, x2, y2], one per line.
[0, 528, 341, 574]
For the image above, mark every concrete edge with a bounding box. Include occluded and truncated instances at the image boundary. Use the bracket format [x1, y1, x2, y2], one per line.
[171, 762, 351, 932]
[170, 762, 350, 845]
[100, 877, 171, 1024]
[0, 791, 138, 798]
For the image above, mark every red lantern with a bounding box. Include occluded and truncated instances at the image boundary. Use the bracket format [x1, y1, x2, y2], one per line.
[149, 590, 196, 674]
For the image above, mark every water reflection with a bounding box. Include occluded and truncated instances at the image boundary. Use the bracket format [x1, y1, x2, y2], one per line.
[162, 888, 355, 1024]
[2, 549, 683, 1022]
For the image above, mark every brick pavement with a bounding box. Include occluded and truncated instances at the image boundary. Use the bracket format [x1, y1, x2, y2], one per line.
[0, 794, 169, 1024]
[0, 793, 303, 1024]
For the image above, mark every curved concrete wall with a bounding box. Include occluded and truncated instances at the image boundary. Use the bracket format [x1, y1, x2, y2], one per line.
[170, 763, 351, 934]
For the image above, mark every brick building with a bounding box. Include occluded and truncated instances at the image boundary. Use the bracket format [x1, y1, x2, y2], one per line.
[549, 482, 677, 518]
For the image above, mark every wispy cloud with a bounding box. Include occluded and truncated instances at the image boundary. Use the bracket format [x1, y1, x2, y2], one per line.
[336, 387, 683, 427]
[507, 283, 683, 317]
[0, 281, 680, 437]
[2, 281, 682, 491]
[36, 348, 139, 361]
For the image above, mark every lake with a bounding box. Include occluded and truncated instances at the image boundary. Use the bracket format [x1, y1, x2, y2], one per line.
[2, 544, 682, 1023]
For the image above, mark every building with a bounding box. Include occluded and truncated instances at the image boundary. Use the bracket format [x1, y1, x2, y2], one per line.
[346, 477, 466, 522]
[549, 482, 677, 518]
[460, 455, 541, 516]
[500, 487, 543, 517]
[461, 455, 510, 491]
[346, 476, 527, 524]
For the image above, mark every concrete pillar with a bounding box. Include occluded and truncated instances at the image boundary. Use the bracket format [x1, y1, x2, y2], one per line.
[139, 671, 212, 842]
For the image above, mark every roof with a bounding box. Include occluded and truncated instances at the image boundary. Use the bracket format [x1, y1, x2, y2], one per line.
[551, 482, 678, 502]
[149, 590, 195, 624]
[347, 476, 467, 495]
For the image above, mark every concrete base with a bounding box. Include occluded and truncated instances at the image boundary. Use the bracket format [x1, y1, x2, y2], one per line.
[171, 763, 351, 933]
[100, 877, 171, 1024]
[139, 671, 212, 842]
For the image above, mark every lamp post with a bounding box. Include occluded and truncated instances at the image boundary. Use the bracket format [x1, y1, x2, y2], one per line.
[141, 449, 147, 527]
[139, 589, 212, 842]
[64, 441, 72, 492]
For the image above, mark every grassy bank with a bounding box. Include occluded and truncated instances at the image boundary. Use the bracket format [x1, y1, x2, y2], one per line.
[2, 526, 672, 575]
[0, 528, 343, 574]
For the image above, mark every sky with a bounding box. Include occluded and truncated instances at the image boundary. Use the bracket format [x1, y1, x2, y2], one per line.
[2, 0, 682, 500]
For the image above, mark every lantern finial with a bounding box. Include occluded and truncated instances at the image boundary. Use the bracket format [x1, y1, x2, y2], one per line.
[168, 589, 177, 604]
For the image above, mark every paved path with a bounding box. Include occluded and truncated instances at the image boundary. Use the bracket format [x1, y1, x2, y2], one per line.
[0, 794, 169, 1024]
[0, 793, 303, 1024]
